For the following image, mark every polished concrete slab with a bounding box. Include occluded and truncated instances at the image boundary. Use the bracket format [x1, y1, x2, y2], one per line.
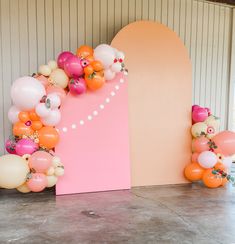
[0, 183, 235, 244]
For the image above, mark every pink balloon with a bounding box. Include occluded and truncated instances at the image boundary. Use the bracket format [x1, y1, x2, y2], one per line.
[191, 152, 199, 163]
[198, 151, 217, 168]
[69, 78, 86, 95]
[46, 86, 67, 103]
[192, 137, 210, 153]
[213, 131, 235, 156]
[192, 107, 208, 123]
[29, 151, 52, 173]
[64, 55, 84, 78]
[192, 105, 200, 112]
[35, 75, 49, 88]
[5, 139, 16, 154]
[15, 139, 39, 156]
[205, 107, 211, 116]
[57, 51, 74, 69]
[27, 173, 47, 192]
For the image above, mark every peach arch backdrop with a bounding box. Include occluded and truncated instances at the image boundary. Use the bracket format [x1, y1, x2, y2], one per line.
[111, 21, 192, 186]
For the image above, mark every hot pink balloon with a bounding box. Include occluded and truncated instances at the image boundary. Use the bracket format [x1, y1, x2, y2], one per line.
[26, 173, 47, 192]
[192, 137, 210, 153]
[192, 105, 200, 112]
[57, 51, 74, 69]
[15, 139, 39, 156]
[46, 86, 67, 103]
[5, 139, 16, 154]
[64, 55, 84, 78]
[29, 151, 52, 173]
[192, 107, 208, 123]
[69, 78, 86, 95]
[213, 131, 235, 156]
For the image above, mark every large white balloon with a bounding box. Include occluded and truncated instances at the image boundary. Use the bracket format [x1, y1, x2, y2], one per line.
[11, 76, 46, 111]
[47, 93, 61, 109]
[8, 106, 20, 124]
[198, 151, 217, 168]
[0, 154, 29, 189]
[94, 44, 115, 68]
[41, 109, 61, 126]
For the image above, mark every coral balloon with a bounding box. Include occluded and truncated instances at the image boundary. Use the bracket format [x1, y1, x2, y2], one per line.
[191, 122, 207, 138]
[192, 107, 208, 123]
[192, 136, 210, 153]
[29, 151, 52, 173]
[15, 138, 39, 156]
[26, 173, 47, 192]
[11, 76, 46, 111]
[38, 126, 59, 149]
[184, 163, 204, 181]
[202, 169, 222, 188]
[198, 151, 217, 168]
[76, 45, 93, 58]
[8, 106, 20, 124]
[64, 55, 84, 78]
[212, 131, 235, 156]
[0, 154, 29, 189]
[57, 51, 74, 69]
[13, 121, 34, 137]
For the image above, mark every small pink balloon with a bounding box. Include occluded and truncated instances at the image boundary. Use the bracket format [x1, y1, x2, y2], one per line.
[29, 151, 52, 173]
[192, 105, 200, 112]
[27, 173, 47, 192]
[192, 107, 208, 123]
[57, 51, 74, 69]
[5, 139, 16, 154]
[46, 85, 67, 103]
[69, 78, 86, 95]
[64, 55, 84, 78]
[192, 137, 210, 153]
[15, 139, 39, 156]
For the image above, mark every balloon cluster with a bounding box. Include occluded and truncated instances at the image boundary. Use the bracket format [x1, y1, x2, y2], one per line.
[184, 105, 235, 188]
[0, 44, 127, 193]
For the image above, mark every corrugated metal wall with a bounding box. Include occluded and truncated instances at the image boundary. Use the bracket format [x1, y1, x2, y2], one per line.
[0, 0, 233, 154]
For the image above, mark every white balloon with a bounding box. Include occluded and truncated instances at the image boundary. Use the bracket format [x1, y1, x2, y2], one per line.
[94, 44, 114, 53]
[94, 44, 115, 68]
[198, 151, 217, 168]
[46, 175, 58, 187]
[111, 62, 122, 73]
[115, 51, 125, 60]
[47, 93, 61, 109]
[104, 69, 116, 81]
[38, 65, 51, 76]
[222, 157, 233, 169]
[47, 60, 58, 71]
[41, 109, 61, 126]
[11, 76, 46, 111]
[35, 103, 50, 118]
[8, 106, 20, 124]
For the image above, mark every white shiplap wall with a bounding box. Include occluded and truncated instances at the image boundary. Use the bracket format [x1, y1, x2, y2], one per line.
[0, 0, 233, 155]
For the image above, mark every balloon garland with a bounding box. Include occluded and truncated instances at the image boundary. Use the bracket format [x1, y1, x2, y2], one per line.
[184, 105, 235, 188]
[0, 44, 127, 193]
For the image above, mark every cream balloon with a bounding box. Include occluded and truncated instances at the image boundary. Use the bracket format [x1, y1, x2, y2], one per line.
[49, 69, 69, 89]
[191, 122, 208, 138]
[38, 65, 51, 76]
[17, 183, 31, 193]
[47, 60, 58, 71]
[0, 155, 29, 189]
[46, 175, 58, 187]
[204, 115, 220, 129]
[52, 156, 61, 167]
[54, 167, 64, 176]
[46, 166, 55, 176]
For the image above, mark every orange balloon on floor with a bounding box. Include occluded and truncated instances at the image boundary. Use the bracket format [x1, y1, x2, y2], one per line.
[202, 169, 222, 188]
[38, 126, 59, 149]
[13, 122, 34, 137]
[184, 162, 205, 181]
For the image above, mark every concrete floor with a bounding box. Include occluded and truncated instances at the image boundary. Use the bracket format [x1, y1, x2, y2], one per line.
[0, 184, 235, 244]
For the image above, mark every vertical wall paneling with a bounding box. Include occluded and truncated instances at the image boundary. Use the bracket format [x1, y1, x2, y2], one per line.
[0, 0, 234, 154]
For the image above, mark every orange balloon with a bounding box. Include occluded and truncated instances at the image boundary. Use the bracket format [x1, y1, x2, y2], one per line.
[84, 65, 94, 75]
[202, 169, 222, 188]
[214, 162, 226, 171]
[76, 45, 93, 58]
[221, 177, 228, 186]
[86, 55, 94, 62]
[38, 126, 59, 149]
[13, 122, 34, 137]
[184, 163, 204, 181]
[85, 74, 105, 91]
[91, 60, 103, 72]
[29, 111, 40, 121]
[18, 112, 30, 123]
[31, 121, 43, 131]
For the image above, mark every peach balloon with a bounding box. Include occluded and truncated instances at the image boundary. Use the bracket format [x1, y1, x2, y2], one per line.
[29, 151, 52, 173]
[26, 173, 47, 192]
[191, 152, 199, 163]
[35, 74, 49, 88]
[38, 126, 60, 149]
[192, 136, 210, 153]
[184, 163, 205, 181]
[202, 169, 222, 188]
